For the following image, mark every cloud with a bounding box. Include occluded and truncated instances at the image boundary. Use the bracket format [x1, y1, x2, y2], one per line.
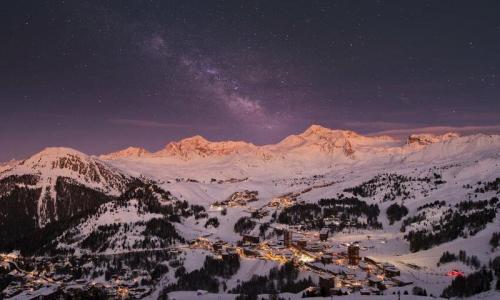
[369, 124, 500, 138]
[338, 120, 500, 137]
[342, 121, 411, 131]
[108, 118, 192, 128]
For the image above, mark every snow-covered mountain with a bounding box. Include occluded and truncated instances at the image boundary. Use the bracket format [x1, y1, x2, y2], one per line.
[100, 146, 151, 160]
[155, 135, 265, 160]
[102, 125, 495, 167]
[3, 127, 498, 240]
[266, 124, 398, 160]
[402, 133, 500, 163]
[99, 125, 500, 181]
[406, 132, 460, 146]
[9, 147, 130, 193]
[102, 125, 400, 163]
[1, 125, 500, 299]
[0, 146, 202, 256]
[0, 147, 136, 254]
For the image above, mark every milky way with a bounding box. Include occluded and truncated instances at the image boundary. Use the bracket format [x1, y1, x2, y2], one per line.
[1, 1, 500, 160]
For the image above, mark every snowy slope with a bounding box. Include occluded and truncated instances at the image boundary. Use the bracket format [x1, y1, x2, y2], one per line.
[0, 159, 19, 173]
[2, 126, 500, 299]
[103, 127, 499, 299]
[0, 147, 131, 227]
[3, 147, 130, 195]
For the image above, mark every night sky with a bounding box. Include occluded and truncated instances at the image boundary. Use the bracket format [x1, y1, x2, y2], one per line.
[2, 1, 500, 161]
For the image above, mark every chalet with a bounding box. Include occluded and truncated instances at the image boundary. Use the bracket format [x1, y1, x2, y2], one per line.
[319, 275, 339, 290]
[364, 256, 378, 265]
[380, 279, 396, 290]
[222, 250, 239, 262]
[305, 244, 323, 252]
[368, 275, 383, 287]
[320, 254, 333, 264]
[242, 247, 259, 257]
[358, 260, 371, 271]
[295, 239, 307, 249]
[93, 283, 104, 289]
[0, 261, 10, 272]
[384, 266, 400, 277]
[391, 276, 414, 286]
[330, 287, 350, 296]
[303, 287, 320, 297]
[382, 263, 400, 277]
[242, 234, 260, 244]
[212, 242, 223, 252]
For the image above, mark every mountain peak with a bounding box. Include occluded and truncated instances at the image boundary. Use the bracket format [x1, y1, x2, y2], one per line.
[305, 124, 330, 132]
[19, 147, 94, 171]
[178, 135, 210, 144]
[3, 146, 129, 202]
[301, 124, 360, 138]
[155, 135, 256, 160]
[407, 132, 460, 146]
[100, 146, 151, 160]
[30, 147, 88, 159]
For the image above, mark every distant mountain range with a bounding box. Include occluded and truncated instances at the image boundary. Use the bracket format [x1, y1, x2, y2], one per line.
[99, 124, 493, 162]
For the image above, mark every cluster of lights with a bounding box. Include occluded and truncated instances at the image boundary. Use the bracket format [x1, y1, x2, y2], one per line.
[297, 254, 315, 263]
[446, 269, 464, 277]
[117, 287, 129, 298]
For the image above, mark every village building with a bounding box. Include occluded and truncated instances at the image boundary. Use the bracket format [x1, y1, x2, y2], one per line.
[382, 262, 401, 277]
[330, 287, 350, 295]
[368, 275, 383, 287]
[242, 234, 260, 244]
[320, 254, 333, 264]
[319, 275, 337, 290]
[347, 244, 360, 265]
[222, 250, 239, 263]
[319, 228, 329, 241]
[303, 287, 321, 297]
[391, 276, 414, 286]
[283, 229, 292, 247]
[358, 260, 371, 271]
[295, 238, 307, 249]
[305, 243, 323, 252]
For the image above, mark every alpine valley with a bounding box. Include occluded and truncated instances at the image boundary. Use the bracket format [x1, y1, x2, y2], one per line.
[1, 125, 500, 300]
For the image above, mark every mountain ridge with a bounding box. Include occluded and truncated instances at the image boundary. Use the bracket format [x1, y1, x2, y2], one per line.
[3, 126, 498, 175]
[98, 124, 493, 162]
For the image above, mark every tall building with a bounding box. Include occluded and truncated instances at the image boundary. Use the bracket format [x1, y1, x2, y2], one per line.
[347, 244, 360, 265]
[283, 229, 292, 247]
[319, 228, 329, 241]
